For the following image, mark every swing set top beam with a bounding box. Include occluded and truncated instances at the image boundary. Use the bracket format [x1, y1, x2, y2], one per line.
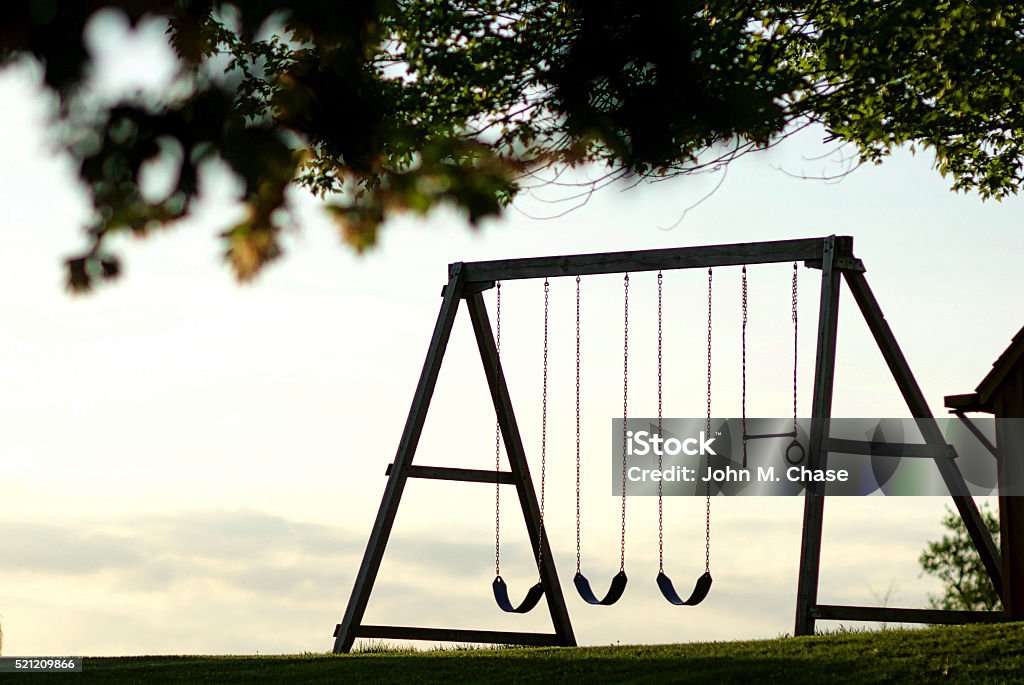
[454, 235, 855, 284]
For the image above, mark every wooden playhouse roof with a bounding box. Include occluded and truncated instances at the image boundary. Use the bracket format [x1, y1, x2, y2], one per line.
[945, 324, 1024, 413]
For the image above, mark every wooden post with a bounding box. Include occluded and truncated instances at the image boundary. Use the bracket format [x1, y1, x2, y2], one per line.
[332, 265, 465, 653]
[465, 292, 576, 646]
[843, 270, 1003, 599]
[994, 366, 1024, 618]
[794, 236, 841, 636]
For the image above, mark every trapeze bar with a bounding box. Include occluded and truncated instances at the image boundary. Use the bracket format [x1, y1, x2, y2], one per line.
[383, 464, 516, 485]
[811, 604, 1006, 625]
[349, 624, 564, 646]
[826, 438, 955, 459]
[744, 431, 798, 441]
[456, 236, 854, 284]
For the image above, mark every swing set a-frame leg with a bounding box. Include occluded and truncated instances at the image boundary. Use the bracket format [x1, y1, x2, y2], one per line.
[843, 269, 1003, 593]
[793, 242, 1003, 636]
[331, 265, 466, 654]
[465, 291, 576, 646]
[794, 237, 842, 637]
[333, 265, 575, 654]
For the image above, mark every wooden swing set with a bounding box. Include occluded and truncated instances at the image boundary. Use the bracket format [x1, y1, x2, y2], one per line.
[332, 235, 1007, 653]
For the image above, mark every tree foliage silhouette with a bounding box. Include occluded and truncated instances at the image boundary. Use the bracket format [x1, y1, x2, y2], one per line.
[920, 504, 1002, 612]
[3, 2, 1023, 289]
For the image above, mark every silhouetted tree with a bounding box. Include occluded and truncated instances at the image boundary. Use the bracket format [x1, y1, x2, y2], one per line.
[920, 504, 1002, 612]
[3, 2, 1023, 289]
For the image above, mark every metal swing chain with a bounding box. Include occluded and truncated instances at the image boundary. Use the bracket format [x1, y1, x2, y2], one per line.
[494, 281, 502, 577]
[704, 267, 712, 574]
[792, 262, 799, 434]
[491, 280, 499, 573]
[575, 275, 582, 574]
[741, 266, 748, 439]
[537, 278, 549, 574]
[620, 273, 629, 573]
[657, 270, 664, 573]
[706, 268, 713, 436]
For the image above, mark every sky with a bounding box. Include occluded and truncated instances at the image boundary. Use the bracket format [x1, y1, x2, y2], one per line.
[1, 13, 1022, 656]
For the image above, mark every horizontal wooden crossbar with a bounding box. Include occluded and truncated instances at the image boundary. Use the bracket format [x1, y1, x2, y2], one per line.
[812, 604, 1005, 625]
[826, 438, 955, 459]
[456, 236, 853, 283]
[384, 464, 516, 485]
[348, 624, 565, 646]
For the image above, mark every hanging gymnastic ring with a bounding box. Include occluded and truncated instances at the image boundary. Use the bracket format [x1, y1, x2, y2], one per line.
[574, 570, 628, 606]
[657, 571, 713, 606]
[785, 439, 805, 466]
[492, 576, 544, 613]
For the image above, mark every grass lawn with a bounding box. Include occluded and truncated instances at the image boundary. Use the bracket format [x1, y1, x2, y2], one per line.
[26, 622, 1024, 684]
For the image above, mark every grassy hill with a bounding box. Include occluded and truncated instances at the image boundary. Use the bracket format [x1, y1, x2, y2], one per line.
[27, 622, 1024, 684]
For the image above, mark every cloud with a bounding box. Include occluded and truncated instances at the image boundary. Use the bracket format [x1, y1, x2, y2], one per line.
[0, 502, 952, 655]
[0, 510, 496, 617]
[0, 511, 361, 598]
[0, 522, 143, 574]
[0, 510, 374, 654]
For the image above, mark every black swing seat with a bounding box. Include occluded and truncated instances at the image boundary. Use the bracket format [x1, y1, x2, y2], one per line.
[656, 570, 713, 606]
[492, 576, 545, 613]
[574, 570, 628, 605]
